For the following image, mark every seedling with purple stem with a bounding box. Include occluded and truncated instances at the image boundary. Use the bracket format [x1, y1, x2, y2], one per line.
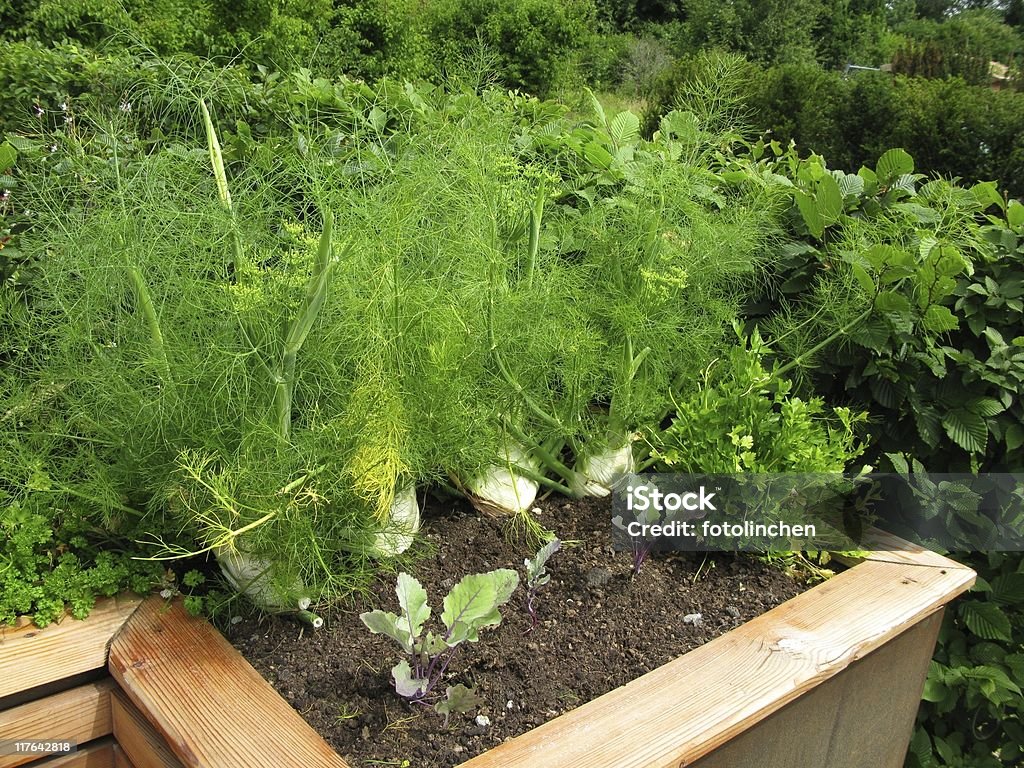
[360, 569, 519, 721]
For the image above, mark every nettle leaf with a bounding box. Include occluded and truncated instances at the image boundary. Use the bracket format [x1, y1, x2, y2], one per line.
[960, 601, 1012, 642]
[434, 684, 480, 721]
[877, 148, 914, 183]
[908, 728, 933, 767]
[911, 399, 942, 448]
[361, 609, 415, 654]
[442, 569, 520, 644]
[395, 572, 430, 640]
[1005, 654, 1024, 686]
[392, 659, 428, 697]
[963, 665, 1021, 701]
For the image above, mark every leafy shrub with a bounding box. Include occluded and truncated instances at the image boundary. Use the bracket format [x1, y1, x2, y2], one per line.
[743, 66, 1024, 198]
[908, 551, 1024, 768]
[736, 140, 1023, 766]
[420, 0, 598, 95]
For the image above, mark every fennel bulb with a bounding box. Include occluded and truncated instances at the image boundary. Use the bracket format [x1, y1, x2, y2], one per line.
[465, 443, 541, 515]
[371, 483, 421, 556]
[215, 546, 312, 612]
[570, 441, 634, 497]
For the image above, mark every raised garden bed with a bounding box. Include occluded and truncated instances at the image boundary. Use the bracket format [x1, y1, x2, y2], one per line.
[229, 496, 807, 766]
[0, 523, 974, 768]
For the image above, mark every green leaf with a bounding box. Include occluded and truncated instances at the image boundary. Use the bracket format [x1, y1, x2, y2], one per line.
[913, 403, 942, 448]
[991, 573, 1024, 605]
[875, 291, 911, 313]
[0, 142, 16, 171]
[876, 148, 914, 183]
[966, 398, 1006, 418]
[850, 263, 875, 294]
[861, 244, 900, 270]
[971, 181, 1004, 211]
[837, 172, 864, 199]
[922, 305, 959, 333]
[922, 675, 948, 703]
[442, 569, 520, 644]
[942, 409, 988, 454]
[1006, 424, 1024, 452]
[816, 174, 843, 225]
[794, 189, 824, 238]
[361, 609, 415, 654]
[608, 111, 640, 147]
[1008, 200, 1024, 230]
[960, 601, 1012, 641]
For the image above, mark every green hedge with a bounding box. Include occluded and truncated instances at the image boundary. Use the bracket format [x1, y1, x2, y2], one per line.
[747, 66, 1024, 199]
[648, 58, 1024, 198]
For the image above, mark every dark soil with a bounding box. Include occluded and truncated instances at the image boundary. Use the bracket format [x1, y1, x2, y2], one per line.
[227, 494, 805, 768]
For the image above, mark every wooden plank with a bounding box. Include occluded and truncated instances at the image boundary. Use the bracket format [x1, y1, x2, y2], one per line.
[111, 745, 136, 768]
[109, 690, 182, 768]
[0, 680, 115, 768]
[690, 611, 943, 767]
[457, 553, 974, 768]
[38, 740, 114, 768]
[0, 597, 142, 699]
[109, 598, 349, 768]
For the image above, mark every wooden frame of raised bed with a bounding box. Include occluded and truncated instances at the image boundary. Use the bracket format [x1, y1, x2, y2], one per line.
[1, 533, 974, 768]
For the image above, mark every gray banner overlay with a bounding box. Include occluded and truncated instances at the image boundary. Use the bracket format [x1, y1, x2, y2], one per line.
[611, 473, 1024, 553]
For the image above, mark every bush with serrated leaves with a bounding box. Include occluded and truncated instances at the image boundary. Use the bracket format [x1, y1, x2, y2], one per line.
[731, 139, 1023, 766]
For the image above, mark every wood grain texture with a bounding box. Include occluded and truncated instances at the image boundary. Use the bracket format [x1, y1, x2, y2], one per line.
[39, 740, 114, 768]
[109, 599, 350, 768]
[0, 597, 142, 699]
[457, 551, 974, 768]
[110, 690, 182, 768]
[111, 745, 136, 768]
[0, 680, 115, 768]
[690, 611, 944, 768]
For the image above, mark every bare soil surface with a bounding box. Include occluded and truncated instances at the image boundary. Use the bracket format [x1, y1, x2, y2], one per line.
[228, 494, 805, 768]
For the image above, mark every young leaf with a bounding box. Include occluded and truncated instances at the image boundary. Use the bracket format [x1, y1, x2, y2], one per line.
[1007, 200, 1024, 230]
[816, 174, 843, 226]
[392, 659, 428, 697]
[525, 538, 561, 587]
[434, 684, 481, 722]
[442, 569, 520, 644]
[395, 572, 430, 641]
